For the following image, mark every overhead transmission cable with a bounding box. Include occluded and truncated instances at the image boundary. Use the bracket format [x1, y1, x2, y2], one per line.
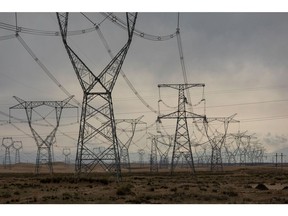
[0, 12, 176, 41]
[15, 34, 81, 106]
[176, 13, 193, 111]
[0, 21, 98, 37]
[101, 12, 177, 41]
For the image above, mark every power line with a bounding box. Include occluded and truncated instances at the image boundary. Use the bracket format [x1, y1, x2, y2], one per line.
[0, 21, 98, 37]
[206, 99, 288, 109]
[240, 115, 288, 123]
[101, 12, 177, 41]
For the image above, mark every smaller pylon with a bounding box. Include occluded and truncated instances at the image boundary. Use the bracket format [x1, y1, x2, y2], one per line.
[138, 149, 145, 167]
[62, 148, 71, 164]
[13, 140, 23, 164]
[149, 135, 158, 172]
[203, 114, 238, 171]
[10, 96, 77, 174]
[116, 116, 146, 171]
[2, 137, 13, 169]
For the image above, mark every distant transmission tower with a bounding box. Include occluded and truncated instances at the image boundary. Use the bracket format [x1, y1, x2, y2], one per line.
[116, 116, 146, 171]
[57, 13, 137, 180]
[2, 137, 13, 169]
[203, 114, 238, 171]
[63, 148, 71, 164]
[138, 149, 145, 167]
[149, 134, 158, 172]
[13, 140, 22, 164]
[157, 84, 205, 174]
[10, 96, 77, 174]
[148, 134, 173, 172]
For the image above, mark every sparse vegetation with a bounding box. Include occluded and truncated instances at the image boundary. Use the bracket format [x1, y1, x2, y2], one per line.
[1, 165, 288, 203]
[116, 184, 133, 196]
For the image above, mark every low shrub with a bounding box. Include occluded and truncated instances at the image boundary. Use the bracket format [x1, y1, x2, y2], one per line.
[116, 184, 133, 196]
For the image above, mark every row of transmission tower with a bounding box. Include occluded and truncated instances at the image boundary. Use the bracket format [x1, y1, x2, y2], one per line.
[1, 137, 22, 169]
[150, 83, 265, 175]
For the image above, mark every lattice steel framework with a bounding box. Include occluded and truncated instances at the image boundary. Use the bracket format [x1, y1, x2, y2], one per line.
[157, 84, 206, 174]
[203, 114, 238, 171]
[116, 116, 145, 171]
[149, 134, 158, 172]
[157, 134, 173, 169]
[13, 140, 22, 164]
[194, 143, 210, 167]
[148, 134, 173, 172]
[10, 96, 77, 174]
[230, 131, 255, 165]
[57, 13, 137, 180]
[2, 137, 13, 169]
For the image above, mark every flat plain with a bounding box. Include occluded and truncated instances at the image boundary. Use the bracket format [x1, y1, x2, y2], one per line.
[1, 163, 288, 204]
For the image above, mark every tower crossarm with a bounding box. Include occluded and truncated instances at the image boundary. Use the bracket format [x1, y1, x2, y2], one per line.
[204, 113, 238, 124]
[158, 110, 205, 120]
[10, 96, 76, 110]
[158, 83, 205, 90]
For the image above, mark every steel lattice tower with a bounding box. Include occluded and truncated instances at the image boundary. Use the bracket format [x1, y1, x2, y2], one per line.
[57, 13, 137, 180]
[2, 137, 13, 169]
[13, 140, 22, 164]
[157, 84, 205, 174]
[10, 96, 77, 174]
[116, 116, 145, 171]
[203, 114, 237, 171]
[149, 134, 158, 172]
[149, 134, 173, 172]
[157, 134, 173, 169]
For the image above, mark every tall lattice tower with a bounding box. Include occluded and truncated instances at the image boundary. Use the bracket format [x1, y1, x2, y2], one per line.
[2, 137, 13, 169]
[157, 84, 205, 174]
[10, 96, 77, 174]
[57, 13, 137, 180]
[13, 140, 22, 164]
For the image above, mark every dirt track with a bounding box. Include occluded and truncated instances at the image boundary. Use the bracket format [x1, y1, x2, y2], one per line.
[1, 163, 288, 204]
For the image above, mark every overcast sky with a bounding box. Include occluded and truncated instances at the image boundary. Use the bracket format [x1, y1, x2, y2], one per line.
[1, 10, 288, 163]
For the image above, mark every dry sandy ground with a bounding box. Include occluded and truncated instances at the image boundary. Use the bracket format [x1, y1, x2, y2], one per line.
[1, 163, 288, 204]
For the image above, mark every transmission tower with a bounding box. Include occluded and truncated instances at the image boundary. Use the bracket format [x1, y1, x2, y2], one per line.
[2, 137, 13, 169]
[62, 148, 71, 164]
[157, 135, 173, 169]
[148, 133, 173, 172]
[157, 84, 206, 174]
[231, 131, 255, 165]
[57, 13, 137, 180]
[138, 149, 145, 167]
[116, 116, 146, 171]
[149, 134, 158, 172]
[194, 143, 210, 167]
[13, 140, 22, 164]
[10, 96, 77, 174]
[203, 114, 238, 171]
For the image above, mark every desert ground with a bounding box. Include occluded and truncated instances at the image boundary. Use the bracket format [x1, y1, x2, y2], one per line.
[1, 163, 288, 204]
